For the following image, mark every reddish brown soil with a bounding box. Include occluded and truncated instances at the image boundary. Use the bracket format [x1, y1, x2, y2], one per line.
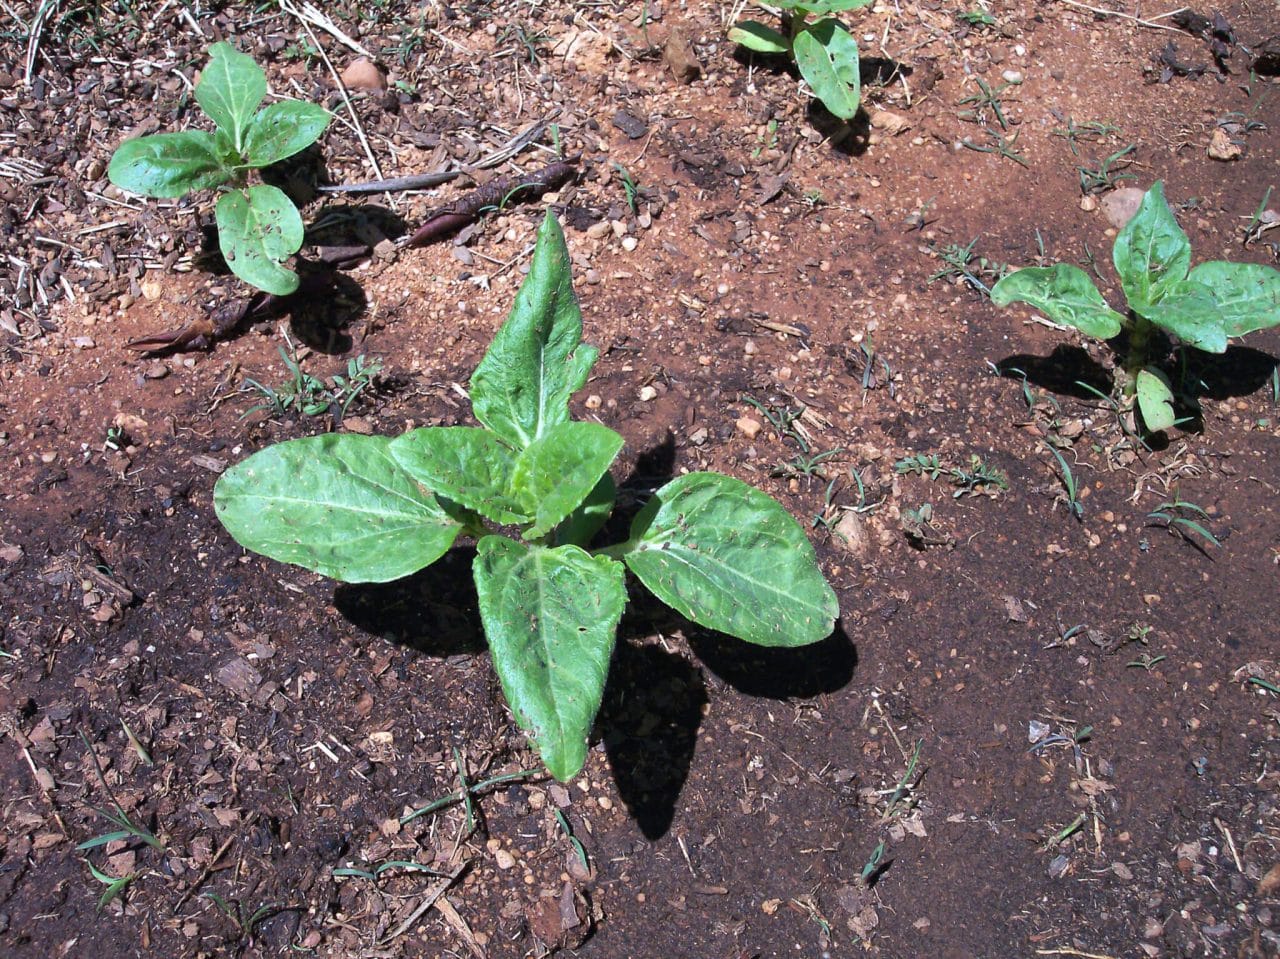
[2, 2, 1279, 957]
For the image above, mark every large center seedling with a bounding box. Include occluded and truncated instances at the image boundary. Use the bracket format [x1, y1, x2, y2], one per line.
[214, 213, 839, 782]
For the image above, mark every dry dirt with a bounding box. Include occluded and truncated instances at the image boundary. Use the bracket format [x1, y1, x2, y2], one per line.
[2, 1, 1280, 957]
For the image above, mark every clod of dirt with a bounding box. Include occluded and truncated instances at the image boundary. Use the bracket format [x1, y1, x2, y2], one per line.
[870, 110, 911, 136]
[524, 883, 590, 950]
[1101, 187, 1147, 229]
[1254, 36, 1280, 74]
[664, 28, 702, 83]
[341, 57, 385, 91]
[1208, 127, 1243, 160]
[1258, 862, 1280, 896]
[833, 511, 871, 559]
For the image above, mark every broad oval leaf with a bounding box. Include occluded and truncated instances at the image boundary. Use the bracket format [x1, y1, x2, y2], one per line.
[793, 20, 861, 119]
[108, 131, 231, 198]
[215, 186, 303, 295]
[557, 473, 616, 548]
[1187, 261, 1280, 338]
[474, 537, 625, 781]
[390, 426, 529, 525]
[990, 264, 1125, 340]
[213, 434, 463, 583]
[624, 472, 839, 647]
[1113, 182, 1191, 311]
[771, 0, 873, 12]
[471, 213, 598, 448]
[1147, 280, 1228, 353]
[1135, 368, 1176, 432]
[196, 41, 267, 152]
[243, 101, 331, 168]
[512, 422, 624, 539]
[728, 21, 790, 54]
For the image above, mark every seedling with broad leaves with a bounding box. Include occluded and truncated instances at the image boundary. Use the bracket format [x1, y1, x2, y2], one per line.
[214, 213, 839, 782]
[108, 42, 330, 295]
[729, 0, 872, 120]
[992, 182, 1280, 432]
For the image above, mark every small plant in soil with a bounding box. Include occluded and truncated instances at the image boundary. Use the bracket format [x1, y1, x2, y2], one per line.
[992, 182, 1280, 432]
[729, 0, 871, 120]
[213, 213, 839, 782]
[107, 42, 330, 295]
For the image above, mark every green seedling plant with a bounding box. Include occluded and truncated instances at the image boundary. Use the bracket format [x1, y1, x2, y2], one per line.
[108, 42, 331, 295]
[729, 0, 872, 120]
[214, 213, 839, 783]
[992, 182, 1280, 433]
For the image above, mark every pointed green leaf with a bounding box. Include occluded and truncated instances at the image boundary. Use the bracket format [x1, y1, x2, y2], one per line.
[512, 422, 624, 539]
[1187, 261, 1280, 338]
[793, 20, 861, 119]
[991, 264, 1125, 339]
[1113, 182, 1191, 310]
[213, 434, 463, 583]
[728, 21, 790, 54]
[243, 101, 331, 168]
[390, 426, 529, 525]
[624, 472, 838, 647]
[558, 473, 616, 548]
[196, 41, 267, 152]
[1135, 368, 1176, 432]
[1139, 280, 1226, 353]
[474, 537, 625, 781]
[215, 186, 303, 295]
[108, 131, 231, 198]
[470, 215, 597, 449]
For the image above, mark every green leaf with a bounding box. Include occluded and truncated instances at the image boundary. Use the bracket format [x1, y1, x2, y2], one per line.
[793, 19, 861, 119]
[107, 131, 231, 198]
[557, 473, 616, 547]
[470, 215, 598, 449]
[196, 41, 267, 152]
[990, 264, 1125, 340]
[512, 422, 624, 539]
[1187, 261, 1280, 338]
[1135, 368, 1176, 432]
[215, 185, 303, 295]
[624, 472, 838, 647]
[728, 21, 790, 54]
[1113, 182, 1191, 310]
[213, 434, 463, 583]
[474, 537, 625, 781]
[242, 101, 331, 168]
[389, 426, 529, 525]
[1145, 280, 1228, 353]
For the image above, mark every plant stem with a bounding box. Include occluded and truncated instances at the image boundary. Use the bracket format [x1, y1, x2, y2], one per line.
[1123, 314, 1153, 394]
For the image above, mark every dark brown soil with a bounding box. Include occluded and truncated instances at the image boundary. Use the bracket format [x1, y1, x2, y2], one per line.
[2, 2, 1279, 957]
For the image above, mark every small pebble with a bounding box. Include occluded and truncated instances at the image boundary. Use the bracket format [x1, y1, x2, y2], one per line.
[736, 416, 762, 439]
[621, 236, 639, 252]
[639, 385, 657, 402]
[585, 394, 602, 410]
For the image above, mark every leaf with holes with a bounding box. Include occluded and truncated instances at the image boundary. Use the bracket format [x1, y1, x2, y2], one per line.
[991, 264, 1124, 339]
[196, 41, 267, 152]
[108, 131, 232, 198]
[474, 537, 625, 781]
[215, 185, 304, 295]
[242, 101, 331, 168]
[622, 472, 839, 646]
[213, 434, 463, 583]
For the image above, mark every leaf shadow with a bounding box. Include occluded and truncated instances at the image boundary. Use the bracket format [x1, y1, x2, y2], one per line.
[332, 545, 484, 657]
[1177, 344, 1277, 400]
[993, 343, 1115, 399]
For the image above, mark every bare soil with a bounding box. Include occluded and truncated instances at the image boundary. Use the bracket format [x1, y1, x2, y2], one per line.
[2, 2, 1280, 957]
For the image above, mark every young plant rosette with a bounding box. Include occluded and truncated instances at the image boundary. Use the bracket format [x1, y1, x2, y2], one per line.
[214, 213, 839, 782]
[108, 42, 330, 295]
[729, 0, 872, 120]
[992, 182, 1280, 431]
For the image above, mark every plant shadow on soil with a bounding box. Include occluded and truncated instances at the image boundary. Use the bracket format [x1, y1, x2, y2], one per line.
[331, 435, 857, 840]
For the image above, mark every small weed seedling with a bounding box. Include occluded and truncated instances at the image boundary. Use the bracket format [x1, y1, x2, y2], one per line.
[957, 8, 996, 28]
[929, 237, 1008, 296]
[993, 182, 1280, 433]
[215, 214, 839, 782]
[612, 163, 644, 215]
[1145, 496, 1221, 550]
[108, 43, 330, 295]
[957, 77, 1016, 130]
[1077, 143, 1137, 195]
[895, 452, 1008, 498]
[729, 0, 872, 120]
[1043, 442, 1085, 521]
[242, 340, 381, 421]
